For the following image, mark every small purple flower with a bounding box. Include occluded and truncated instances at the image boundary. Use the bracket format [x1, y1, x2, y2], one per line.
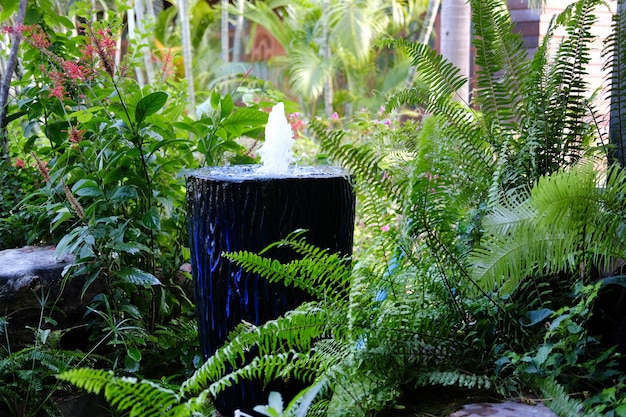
[331, 112, 339, 120]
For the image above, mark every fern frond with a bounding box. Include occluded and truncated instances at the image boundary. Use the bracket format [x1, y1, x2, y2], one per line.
[543, 0, 602, 157]
[470, 214, 578, 294]
[310, 119, 403, 204]
[472, 162, 626, 294]
[206, 347, 342, 398]
[482, 195, 535, 236]
[471, 0, 530, 133]
[536, 376, 602, 417]
[379, 39, 467, 102]
[106, 378, 181, 416]
[414, 371, 492, 390]
[606, 0, 626, 165]
[58, 368, 183, 416]
[225, 237, 351, 303]
[181, 303, 335, 397]
[380, 41, 495, 197]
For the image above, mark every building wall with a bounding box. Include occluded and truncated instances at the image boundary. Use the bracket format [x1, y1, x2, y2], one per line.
[507, 0, 616, 120]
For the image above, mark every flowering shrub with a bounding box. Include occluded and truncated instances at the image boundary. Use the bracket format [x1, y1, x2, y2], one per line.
[0, 0, 273, 378]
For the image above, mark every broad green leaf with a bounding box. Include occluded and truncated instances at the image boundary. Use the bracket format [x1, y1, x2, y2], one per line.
[72, 178, 103, 197]
[51, 208, 74, 231]
[222, 107, 268, 135]
[110, 241, 150, 255]
[117, 267, 161, 287]
[0, 0, 18, 21]
[135, 91, 168, 126]
[127, 346, 142, 362]
[220, 94, 235, 119]
[124, 352, 141, 372]
[142, 207, 161, 231]
[615, 404, 626, 417]
[109, 185, 138, 203]
[520, 308, 554, 327]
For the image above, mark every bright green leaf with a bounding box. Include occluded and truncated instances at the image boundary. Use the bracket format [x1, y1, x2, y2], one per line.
[135, 91, 168, 126]
[142, 207, 161, 231]
[117, 267, 161, 287]
[220, 94, 235, 119]
[72, 179, 103, 197]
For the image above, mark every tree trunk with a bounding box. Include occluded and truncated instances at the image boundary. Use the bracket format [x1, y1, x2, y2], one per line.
[322, 0, 333, 117]
[610, 0, 626, 167]
[126, 8, 146, 87]
[440, 0, 471, 103]
[179, 0, 195, 111]
[0, 0, 27, 160]
[221, 0, 229, 64]
[232, 0, 245, 62]
[133, 0, 156, 86]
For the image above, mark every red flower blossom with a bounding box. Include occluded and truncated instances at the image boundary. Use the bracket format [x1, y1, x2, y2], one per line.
[92, 28, 117, 77]
[29, 28, 50, 49]
[68, 127, 85, 143]
[62, 61, 88, 81]
[32, 154, 50, 182]
[288, 113, 306, 135]
[14, 158, 25, 169]
[47, 69, 67, 100]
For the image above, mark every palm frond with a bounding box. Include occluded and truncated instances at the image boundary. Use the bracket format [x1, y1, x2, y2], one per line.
[329, 1, 387, 65]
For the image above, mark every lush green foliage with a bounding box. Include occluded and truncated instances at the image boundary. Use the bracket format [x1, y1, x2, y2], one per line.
[0, 0, 277, 414]
[4, 0, 626, 416]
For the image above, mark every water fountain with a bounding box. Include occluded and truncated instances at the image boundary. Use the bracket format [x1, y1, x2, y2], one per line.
[186, 103, 355, 415]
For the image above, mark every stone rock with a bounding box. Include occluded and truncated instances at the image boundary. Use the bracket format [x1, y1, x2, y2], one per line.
[0, 246, 98, 349]
[450, 401, 557, 417]
[0, 246, 73, 302]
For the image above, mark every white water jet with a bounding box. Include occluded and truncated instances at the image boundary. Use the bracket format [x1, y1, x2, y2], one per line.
[257, 102, 295, 174]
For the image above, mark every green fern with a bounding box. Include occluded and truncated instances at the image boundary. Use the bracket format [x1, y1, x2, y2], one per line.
[414, 371, 492, 390]
[57, 367, 214, 417]
[536, 377, 603, 417]
[224, 235, 352, 303]
[471, 163, 626, 294]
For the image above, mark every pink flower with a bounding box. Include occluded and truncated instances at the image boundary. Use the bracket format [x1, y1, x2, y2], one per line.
[381, 225, 390, 232]
[331, 112, 338, 120]
[14, 158, 25, 169]
[67, 127, 85, 143]
[63, 61, 88, 81]
[91, 27, 117, 77]
[288, 113, 306, 134]
[47, 69, 67, 100]
[49, 84, 66, 100]
[30, 29, 50, 49]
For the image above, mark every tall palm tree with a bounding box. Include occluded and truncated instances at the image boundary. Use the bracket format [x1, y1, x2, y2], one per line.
[440, 0, 471, 102]
[241, 0, 427, 116]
